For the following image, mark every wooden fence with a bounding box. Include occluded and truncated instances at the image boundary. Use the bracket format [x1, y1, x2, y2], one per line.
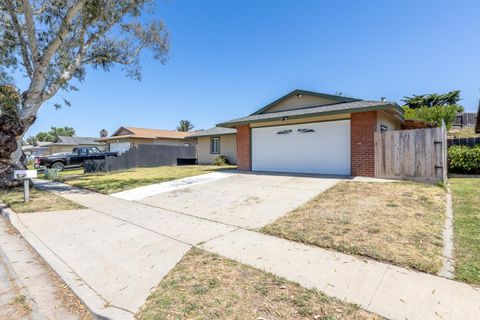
[374, 126, 447, 183]
[85, 144, 196, 173]
[447, 137, 480, 148]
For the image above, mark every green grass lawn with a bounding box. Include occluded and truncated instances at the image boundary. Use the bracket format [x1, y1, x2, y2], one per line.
[450, 178, 480, 285]
[51, 165, 234, 194]
[0, 187, 83, 213]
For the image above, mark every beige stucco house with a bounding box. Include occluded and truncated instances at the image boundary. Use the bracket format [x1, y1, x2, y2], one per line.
[98, 126, 196, 153]
[218, 89, 404, 176]
[188, 127, 237, 165]
[44, 136, 106, 154]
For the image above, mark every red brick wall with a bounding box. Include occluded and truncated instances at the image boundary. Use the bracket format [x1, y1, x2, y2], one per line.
[351, 111, 377, 177]
[236, 125, 251, 171]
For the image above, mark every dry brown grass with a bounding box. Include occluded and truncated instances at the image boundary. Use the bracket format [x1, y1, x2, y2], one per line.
[136, 248, 380, 320]
[262, 182, 446, 273]
[0, 187, 83, 213]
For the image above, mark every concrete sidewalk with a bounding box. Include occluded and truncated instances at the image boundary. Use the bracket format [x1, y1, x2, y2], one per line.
[24, 177, 480, 320]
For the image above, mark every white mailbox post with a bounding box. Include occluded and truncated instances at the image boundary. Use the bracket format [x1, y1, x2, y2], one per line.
[13, 170, 37, 203]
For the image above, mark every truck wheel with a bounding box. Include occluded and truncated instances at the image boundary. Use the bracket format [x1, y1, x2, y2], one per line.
[52, 162, 65, 171]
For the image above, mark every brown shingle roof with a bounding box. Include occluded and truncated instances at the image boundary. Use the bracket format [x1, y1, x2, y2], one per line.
[98, 126, 194, 141]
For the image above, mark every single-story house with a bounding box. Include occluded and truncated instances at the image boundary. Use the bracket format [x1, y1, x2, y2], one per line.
[22, 141, 50, 157]
[188, 127, 237, 164]
[218, 89, 404, 177]
[43, 136, 106, 154]
[97, 126, 196, 153]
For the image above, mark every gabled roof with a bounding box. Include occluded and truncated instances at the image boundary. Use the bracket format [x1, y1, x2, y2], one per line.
[98, 126, 193, 141]
[51, 136, 104, 146]
[250, 89, 361, 115]
[188, 127, 236, 138]
[218, 100, 404, 128]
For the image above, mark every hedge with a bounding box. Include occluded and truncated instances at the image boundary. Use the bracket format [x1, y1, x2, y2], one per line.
[448, 145, 480, 174]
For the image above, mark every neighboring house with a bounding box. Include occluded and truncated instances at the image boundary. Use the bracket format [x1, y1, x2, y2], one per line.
[218, 89, 403, 176]
[44, 136, 106, 154]
[22, 141, 50, 157]
[453, 112, 477, 129]
[97, 126, 196, 153]
[188, 127, 237, 164]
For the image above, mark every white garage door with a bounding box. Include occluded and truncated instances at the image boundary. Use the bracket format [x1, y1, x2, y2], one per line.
[252, 120, 351, 175]
[109, 142, 131, 153]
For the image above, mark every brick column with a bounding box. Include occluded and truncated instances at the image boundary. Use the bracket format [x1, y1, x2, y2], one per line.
[351, 111, 377, 177]
[236, 125, 251, 171]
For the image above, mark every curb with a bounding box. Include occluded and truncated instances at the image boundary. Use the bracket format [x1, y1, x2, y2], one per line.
[0, 204, 134, 320]
[0, 205, 41, 318]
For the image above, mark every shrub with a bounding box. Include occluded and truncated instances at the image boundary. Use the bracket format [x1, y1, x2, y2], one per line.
[403, 105, 460, 129]
[448, 145, 480, 174]
[212, 155, 230, 166]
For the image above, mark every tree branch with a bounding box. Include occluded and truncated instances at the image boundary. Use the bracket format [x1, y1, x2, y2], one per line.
[22, 0, 41, 68]
[40, 25, 88, 101]
[41, 0, 87, 66]
[4, 0, 33, 78]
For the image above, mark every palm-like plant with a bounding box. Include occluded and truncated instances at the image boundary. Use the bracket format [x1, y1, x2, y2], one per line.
[177, 120, 194, 132]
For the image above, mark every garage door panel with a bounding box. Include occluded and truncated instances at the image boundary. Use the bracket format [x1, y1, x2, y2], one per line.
[252, 120, 350, 175]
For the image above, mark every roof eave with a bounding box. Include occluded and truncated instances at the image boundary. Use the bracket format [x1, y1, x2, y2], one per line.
[188, 132, 236, 138]
[250, 89, 361, 116]
[218, 104, 399, 128]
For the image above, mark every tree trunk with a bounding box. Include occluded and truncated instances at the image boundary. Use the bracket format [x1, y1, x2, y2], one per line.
[1, 85, 39, 188]
[0, 115, 29, 188]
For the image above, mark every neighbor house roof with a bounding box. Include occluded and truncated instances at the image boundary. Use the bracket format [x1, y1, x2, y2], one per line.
[188, 127, 236, 138]
[43, 136, 104, 146]
[218, 100, 404, 127]
[97, 126, 193, 141]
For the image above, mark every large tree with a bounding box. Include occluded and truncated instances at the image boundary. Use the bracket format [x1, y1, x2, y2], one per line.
[27, 126, 76, 143]
[0, 0, 169, 186]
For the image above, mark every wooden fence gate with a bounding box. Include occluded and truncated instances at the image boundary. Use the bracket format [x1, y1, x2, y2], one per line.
[374, 126, 447, 183]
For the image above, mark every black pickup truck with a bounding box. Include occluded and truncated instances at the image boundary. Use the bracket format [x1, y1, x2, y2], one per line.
[36, 147, 118, 171]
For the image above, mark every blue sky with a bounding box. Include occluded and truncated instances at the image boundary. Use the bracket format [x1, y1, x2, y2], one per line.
[23, 0, 480, 137]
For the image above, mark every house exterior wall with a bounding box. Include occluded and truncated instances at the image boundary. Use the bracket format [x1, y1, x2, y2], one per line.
[49, 144, 105, 154]
[265, 95, 340, 113]
[377, 110, 401, 132]
[351, 111, 377, 177]
[196, 135, 237, 165]
[236, 125, 251, 170]
[49, 145, 75, 154]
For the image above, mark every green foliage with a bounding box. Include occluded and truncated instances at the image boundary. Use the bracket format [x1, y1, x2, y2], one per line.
[212, 155, 230, 166]
[403, 105, 460, 129]
[177, 120, 194, 132]
[32, 126, 76, 142]
[100, 129, 108, 138]
[402, 91, 462, 109]
[448, 145, 480, 174]
[0, 85, 20, 118]
[402, 91, 464, 129]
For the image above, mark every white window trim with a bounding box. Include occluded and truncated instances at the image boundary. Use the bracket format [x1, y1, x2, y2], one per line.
[210, 137, 220, 154]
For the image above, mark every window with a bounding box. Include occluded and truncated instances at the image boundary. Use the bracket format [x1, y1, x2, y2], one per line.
[210, 137, 220, 154]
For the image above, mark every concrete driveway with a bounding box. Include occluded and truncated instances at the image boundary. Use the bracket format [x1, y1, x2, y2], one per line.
[140, 172, 341, 229]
